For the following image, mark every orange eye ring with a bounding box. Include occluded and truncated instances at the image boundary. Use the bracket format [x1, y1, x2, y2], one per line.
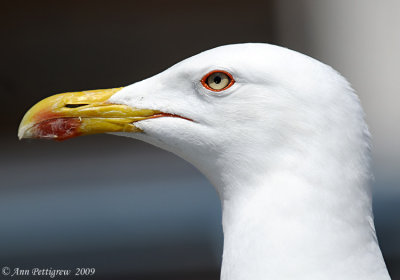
[201, 70, 235, 92]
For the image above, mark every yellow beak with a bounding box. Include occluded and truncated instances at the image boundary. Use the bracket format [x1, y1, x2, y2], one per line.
[18, 88, 160, 141]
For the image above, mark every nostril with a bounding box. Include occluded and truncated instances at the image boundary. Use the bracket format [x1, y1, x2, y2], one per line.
[65, 104, 89, 108]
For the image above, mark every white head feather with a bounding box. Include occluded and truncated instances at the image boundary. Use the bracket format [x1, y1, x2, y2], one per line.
[109, 43, 390, 280]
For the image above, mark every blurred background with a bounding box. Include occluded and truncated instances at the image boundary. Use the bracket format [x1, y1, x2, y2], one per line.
[1, 0, 399, 279]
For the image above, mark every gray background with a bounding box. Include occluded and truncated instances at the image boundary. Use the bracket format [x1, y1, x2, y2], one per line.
[1, 0, 399, 279]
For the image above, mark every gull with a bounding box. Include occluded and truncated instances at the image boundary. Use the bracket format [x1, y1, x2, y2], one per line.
[18, 43, 391, 280]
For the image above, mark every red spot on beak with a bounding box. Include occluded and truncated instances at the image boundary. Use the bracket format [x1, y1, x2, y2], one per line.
[33, 117, 82, 141]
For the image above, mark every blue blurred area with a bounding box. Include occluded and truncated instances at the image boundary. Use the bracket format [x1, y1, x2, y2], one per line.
[0, 133, 399, 279]
[0, 134, 223, 279]
[373, 183, 400, 278]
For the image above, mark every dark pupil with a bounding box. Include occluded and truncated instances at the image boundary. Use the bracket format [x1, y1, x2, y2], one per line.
[214, 75, 222, 84]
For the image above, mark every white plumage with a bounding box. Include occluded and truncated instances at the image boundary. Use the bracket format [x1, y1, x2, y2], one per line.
[108, 43, 390, 280]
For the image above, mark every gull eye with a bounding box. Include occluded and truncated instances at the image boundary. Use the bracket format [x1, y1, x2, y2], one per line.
[201, 70, 235, 92]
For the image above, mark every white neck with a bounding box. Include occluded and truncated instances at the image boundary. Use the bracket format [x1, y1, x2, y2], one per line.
[219, 172, 389, 280]
[173, 120, 392, 280]
[205, 142, 390, 280]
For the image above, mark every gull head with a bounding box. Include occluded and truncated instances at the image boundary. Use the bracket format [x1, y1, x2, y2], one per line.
[18, 43, 370, 195]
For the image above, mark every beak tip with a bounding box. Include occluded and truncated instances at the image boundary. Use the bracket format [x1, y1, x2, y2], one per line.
[17, 125, 31, 140]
